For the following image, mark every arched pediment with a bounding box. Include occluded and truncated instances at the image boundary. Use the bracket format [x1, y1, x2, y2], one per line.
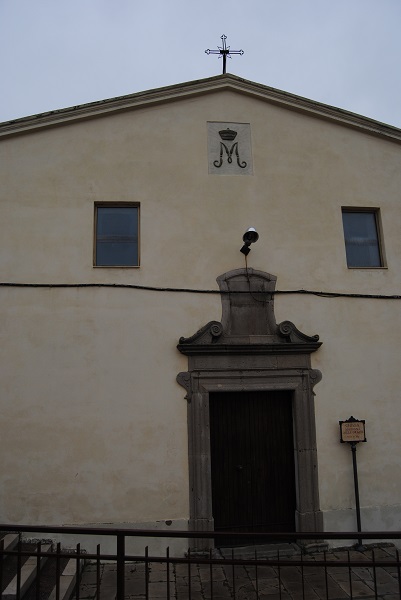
[177, 268, 321, 355]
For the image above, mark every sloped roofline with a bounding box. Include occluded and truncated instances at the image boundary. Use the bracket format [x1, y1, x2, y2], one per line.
[1, 73, 401, 143]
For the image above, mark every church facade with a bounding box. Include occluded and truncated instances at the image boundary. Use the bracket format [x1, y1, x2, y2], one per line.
[1, 74, 400, 550]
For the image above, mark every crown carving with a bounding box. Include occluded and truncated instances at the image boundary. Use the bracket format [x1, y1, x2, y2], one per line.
[219, 128, 237, 141]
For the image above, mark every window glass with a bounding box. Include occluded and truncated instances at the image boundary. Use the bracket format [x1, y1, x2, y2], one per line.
[95, 205, 139, 266]
[342, 210, 381, 268]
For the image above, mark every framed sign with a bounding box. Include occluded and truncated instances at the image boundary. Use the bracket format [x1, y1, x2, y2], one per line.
[339, 417, 366, 443]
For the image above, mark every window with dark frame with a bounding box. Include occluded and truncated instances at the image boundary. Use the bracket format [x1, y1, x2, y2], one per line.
[95, 204, 139, 267]
[341, 209, 383, 268]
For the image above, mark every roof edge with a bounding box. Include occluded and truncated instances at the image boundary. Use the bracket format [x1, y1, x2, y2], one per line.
[1, 74, 401, 143]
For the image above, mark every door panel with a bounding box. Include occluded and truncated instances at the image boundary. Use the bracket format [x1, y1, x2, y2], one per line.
[209, 390, 295, 544]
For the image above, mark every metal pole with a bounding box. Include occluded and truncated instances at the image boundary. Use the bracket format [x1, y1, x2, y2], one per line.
[116, 533, 125, 600]
[350, 442, 363, 548]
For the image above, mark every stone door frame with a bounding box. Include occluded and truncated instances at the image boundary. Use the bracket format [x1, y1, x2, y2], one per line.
[177, 268, 323, 547]
[178, 358, 322, 537]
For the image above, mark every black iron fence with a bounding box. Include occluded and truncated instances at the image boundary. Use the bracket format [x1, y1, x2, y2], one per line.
[1, 524, 401, 600]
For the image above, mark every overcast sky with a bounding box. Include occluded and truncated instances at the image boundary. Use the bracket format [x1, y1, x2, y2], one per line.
[1, 0, 401, 127]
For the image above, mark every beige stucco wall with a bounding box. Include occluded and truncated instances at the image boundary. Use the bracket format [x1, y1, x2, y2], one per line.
[1, 88, 401, 543]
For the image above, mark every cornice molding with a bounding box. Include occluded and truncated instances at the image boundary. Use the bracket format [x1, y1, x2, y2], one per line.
[1, 74, 401, 143]
[177, 342, 322, 356]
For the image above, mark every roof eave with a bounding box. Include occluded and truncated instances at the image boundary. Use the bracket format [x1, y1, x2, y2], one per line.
[1, 73, 401, 144]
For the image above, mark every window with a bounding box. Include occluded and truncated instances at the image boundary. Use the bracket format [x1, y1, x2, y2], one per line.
[95, 204, 139, 266]
[341, 209, 383, 268]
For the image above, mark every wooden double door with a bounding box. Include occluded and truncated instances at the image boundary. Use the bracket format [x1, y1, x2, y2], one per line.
[209, 390, 296, 544]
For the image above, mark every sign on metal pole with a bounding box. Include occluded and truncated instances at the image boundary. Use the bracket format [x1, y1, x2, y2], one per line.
[340, 417, 366, 443]
[339, 416, 366, 550]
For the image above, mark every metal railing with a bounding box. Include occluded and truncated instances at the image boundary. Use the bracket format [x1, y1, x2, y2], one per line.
[1, 524, 401, 600]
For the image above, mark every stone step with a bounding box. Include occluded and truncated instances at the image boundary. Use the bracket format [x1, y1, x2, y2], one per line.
[48, 557, 85, 600]
[2, 543, 52, 600]
[218, 542, 300, 559]
[1, 533, 19, 553]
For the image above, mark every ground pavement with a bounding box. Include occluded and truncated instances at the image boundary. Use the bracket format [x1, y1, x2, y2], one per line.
[79, 544, 401, 600]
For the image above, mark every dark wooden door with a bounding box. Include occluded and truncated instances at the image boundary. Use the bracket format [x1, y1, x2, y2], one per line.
[209, 390, 295, 544]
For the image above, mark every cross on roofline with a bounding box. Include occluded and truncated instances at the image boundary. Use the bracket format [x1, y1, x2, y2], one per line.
[205, 34, 244, 74]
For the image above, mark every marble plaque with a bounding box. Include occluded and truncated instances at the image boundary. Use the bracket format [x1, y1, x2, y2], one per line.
[207, 122, 253, 175]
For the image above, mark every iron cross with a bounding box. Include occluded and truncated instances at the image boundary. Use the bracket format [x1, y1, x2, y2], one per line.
[205, 35, 244, 74]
